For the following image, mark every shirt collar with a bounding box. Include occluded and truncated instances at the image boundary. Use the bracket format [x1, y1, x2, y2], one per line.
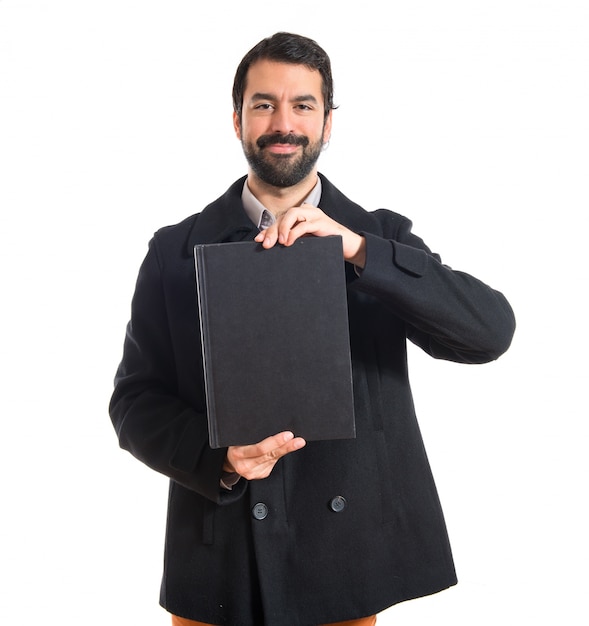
[241, 177, 323, 229]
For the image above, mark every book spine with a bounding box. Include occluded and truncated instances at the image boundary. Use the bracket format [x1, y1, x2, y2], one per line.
[194, 246, 219, 448]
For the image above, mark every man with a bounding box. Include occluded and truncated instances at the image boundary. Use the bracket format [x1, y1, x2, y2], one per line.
[109, 32, 515, 626]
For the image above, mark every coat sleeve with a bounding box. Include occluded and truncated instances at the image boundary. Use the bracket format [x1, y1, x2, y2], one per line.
[108, 236, 247, 504]
[352, 209, 516, 363]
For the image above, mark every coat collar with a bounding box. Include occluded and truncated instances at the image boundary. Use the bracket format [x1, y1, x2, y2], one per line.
[184, 173, 379, 257]
[184, 176, 255, 256]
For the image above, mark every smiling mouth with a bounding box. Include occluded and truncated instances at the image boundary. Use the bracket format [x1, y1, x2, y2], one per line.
[265, 143, 300, 153]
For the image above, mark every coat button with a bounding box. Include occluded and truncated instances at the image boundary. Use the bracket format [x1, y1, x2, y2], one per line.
[329, 496, 347, 513]
[252, 502, 269, 520]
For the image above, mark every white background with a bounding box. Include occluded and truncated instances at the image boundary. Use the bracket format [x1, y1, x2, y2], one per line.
[1, 1, 587, 624]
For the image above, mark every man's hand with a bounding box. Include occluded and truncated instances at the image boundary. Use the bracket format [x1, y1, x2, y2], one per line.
[254, 203, 366, 268]
[224, 431, 306, 481]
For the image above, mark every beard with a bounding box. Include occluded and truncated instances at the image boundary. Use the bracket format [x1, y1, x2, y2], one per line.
[241, 132, 324, 188]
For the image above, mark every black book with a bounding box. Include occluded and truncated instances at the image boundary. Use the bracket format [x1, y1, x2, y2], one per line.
[194, 236, 356, 449]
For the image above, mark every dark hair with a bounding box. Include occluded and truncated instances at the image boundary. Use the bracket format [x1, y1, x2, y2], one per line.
[232, 32, 336, 121]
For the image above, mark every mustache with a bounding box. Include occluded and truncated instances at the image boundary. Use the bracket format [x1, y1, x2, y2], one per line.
[256, 133, 310, 149]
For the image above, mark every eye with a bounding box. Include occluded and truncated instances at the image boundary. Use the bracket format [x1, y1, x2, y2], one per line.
[254, 103, 274, 111]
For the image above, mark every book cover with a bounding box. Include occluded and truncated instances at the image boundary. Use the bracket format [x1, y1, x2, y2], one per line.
[194, 235, 356, 449]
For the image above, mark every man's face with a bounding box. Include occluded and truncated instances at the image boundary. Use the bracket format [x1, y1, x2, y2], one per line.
[234, 60, 332, 188]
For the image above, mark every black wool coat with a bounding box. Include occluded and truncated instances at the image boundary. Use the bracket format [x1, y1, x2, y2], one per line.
[109, 174, 515, 626]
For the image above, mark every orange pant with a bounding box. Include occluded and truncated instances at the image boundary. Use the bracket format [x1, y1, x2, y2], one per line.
[171, 614, 377, 626]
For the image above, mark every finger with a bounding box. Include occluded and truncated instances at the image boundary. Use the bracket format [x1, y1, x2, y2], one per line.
[279, 204, 318, 229]
[254, 223, 280, 249]
[272, 433, 307, 457]
[227, 432, 306, 480]
[254, 430, 303, 455]
[276, 208, 319, 245]
[254, 434, 306, 478]
[229, 431, 294, 466]
[280, 220, 316, 246]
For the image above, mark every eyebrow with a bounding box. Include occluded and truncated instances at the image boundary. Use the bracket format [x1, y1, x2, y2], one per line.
[250, 92, 319, 105]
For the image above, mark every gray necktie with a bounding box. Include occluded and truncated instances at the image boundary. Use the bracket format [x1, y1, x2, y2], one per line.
[259, 210, 273, 231]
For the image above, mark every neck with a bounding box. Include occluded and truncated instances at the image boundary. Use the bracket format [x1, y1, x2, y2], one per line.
[246, 171, 319, 214]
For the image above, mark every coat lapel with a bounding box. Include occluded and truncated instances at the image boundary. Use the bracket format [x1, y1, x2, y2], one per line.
[317, 174, 382, 236]
[184, 176, 259, 257]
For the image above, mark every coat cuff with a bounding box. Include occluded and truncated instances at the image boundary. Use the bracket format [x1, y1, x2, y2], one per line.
[358, 231, 429, 286]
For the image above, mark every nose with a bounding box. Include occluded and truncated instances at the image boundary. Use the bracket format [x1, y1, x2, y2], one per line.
[270, 106, 294, 135]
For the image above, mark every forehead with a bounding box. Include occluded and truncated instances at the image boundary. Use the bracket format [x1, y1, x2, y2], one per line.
[244, 60, 324, 101]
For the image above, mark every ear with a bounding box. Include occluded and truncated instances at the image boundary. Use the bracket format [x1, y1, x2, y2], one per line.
[323, 109, 333, 144]
[233, 111, 242, 140]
